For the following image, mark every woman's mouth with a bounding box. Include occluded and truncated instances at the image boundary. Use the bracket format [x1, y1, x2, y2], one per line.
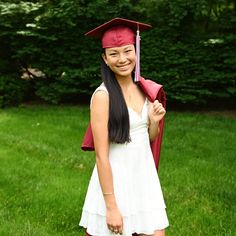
[117, 64, 130, 71]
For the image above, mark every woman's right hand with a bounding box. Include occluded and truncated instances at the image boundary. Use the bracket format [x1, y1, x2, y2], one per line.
[106, 207, 123, 235]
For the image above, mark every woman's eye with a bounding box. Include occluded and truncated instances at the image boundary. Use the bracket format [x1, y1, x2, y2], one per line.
[109, 53, 117, 56]
[125, 50, 132, 53]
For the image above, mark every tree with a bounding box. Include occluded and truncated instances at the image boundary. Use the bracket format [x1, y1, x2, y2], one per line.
[0, 0, 235, 106]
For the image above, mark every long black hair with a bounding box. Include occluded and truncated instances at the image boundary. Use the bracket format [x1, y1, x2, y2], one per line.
[100, 57, 131, 144]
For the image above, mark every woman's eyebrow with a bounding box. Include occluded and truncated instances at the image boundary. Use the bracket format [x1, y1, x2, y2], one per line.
[107, 49, 118, 53]
[124, 46, 132, 50]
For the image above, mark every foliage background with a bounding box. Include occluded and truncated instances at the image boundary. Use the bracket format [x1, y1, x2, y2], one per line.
[0, 0, 236, 107]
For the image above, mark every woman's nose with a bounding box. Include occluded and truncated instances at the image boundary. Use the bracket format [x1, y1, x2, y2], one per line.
[118, 53, 126, 63]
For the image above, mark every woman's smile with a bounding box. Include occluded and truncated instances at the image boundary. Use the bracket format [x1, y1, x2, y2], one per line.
[117, 63, 131, 70]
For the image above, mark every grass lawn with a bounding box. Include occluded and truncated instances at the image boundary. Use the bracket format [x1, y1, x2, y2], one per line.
[0, 105, 235, 236]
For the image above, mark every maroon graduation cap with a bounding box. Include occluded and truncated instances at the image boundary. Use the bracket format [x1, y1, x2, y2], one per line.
[85, 17, 151, 82]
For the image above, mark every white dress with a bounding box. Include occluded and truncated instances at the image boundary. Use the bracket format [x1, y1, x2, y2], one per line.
[79, 84, 169, 236]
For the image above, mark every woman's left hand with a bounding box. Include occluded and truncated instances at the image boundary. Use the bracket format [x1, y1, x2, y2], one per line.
[148, 100, 166, 124]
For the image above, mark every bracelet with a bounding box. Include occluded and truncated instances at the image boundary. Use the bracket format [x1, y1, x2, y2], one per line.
[103, 192, 113, 196]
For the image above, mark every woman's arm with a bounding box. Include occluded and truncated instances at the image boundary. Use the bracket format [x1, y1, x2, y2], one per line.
[90, 90, 123, 234]
[148, 100, 166, 142]
[149, 119, 160, 142]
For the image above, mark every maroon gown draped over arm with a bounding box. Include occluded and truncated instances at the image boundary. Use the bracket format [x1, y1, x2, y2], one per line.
[81, 77, 166, 236]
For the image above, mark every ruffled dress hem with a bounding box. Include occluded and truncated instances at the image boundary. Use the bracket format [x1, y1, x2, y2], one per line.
[79, 209, 169, 236]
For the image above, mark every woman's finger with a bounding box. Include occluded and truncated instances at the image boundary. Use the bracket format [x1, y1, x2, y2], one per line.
[153, 105, 164, 113]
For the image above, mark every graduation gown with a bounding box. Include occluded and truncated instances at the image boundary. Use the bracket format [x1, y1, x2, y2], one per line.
[81, 76, 166, 170]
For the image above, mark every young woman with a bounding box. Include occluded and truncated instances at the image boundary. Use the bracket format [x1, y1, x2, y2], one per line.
[79, 18, 169, 236]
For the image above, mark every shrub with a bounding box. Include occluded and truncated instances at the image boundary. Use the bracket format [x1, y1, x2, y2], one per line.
[0, 74, 31, 108]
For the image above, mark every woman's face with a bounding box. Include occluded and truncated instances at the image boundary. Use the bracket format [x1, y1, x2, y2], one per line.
[102, 44, 136, 79]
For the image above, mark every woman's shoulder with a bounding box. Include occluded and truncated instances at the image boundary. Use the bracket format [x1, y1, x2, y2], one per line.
[90, 83, 109, 108]
[94, 82, 108, 94]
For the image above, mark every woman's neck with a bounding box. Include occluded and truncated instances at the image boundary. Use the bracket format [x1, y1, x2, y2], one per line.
[116, 75, 134, 90]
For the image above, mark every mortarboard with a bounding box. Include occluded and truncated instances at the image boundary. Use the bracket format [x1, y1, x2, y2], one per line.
[85, 18, 152, 82]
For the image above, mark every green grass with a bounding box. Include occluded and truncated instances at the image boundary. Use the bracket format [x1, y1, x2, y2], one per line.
[0, 106, 235, 236]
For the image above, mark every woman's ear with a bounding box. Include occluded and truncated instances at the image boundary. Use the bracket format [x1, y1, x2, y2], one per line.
[102, 53, 108, 66]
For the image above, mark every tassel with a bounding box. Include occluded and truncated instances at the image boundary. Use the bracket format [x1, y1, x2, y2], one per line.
[134, 26, 140, 82]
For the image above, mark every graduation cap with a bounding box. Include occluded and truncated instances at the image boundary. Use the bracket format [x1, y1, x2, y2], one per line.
[85, 18, 152, 82]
